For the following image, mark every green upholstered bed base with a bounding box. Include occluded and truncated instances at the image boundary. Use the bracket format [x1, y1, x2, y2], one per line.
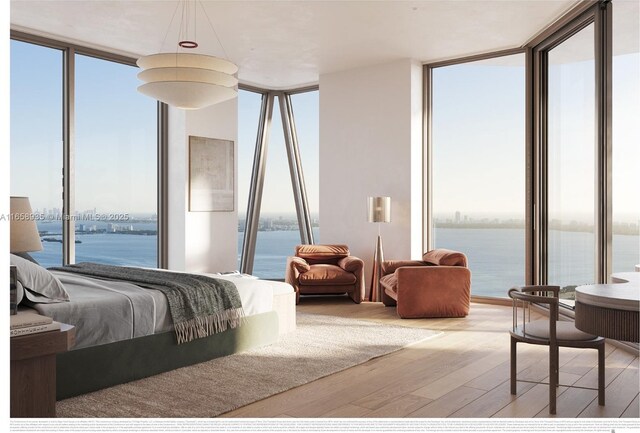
[56, 310, 279, 400]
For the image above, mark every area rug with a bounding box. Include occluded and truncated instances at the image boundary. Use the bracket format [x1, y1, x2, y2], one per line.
[57, 313, 441, 418]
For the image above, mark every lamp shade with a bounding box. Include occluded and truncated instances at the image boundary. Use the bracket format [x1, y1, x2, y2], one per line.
[367, 196, 391, 223]
[10, 197, 43, 253]
[136, 52, 238, 110]
[137, 53, 238, 74]
[138, 81, 237, 110]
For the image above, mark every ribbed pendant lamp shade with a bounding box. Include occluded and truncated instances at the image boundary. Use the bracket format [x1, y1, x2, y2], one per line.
[136, 53, 238, 110]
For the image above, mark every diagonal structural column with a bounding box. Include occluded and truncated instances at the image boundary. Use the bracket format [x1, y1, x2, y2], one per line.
[240, 92, 274, 274]
[279, 93, 314, 245]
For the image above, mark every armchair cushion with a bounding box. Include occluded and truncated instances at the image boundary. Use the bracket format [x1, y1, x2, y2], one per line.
[380, 273, 398, 294]
[299, 264, 357, 286]
[382, 260, 431, 276]
[422, 249, 467, 267]
[296, 244, 350, 264]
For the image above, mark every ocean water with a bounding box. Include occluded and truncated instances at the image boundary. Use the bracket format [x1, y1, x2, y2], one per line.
[434, 228, 525, 298]
[237, 228, 321, 279]
[29, 221, 638, 299]
[434, 228, 638, 297]
[30, 221, 158, 268]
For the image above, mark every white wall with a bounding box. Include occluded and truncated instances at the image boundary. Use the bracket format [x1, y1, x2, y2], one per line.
[319, 59, 423, 286]
[167, 108, 187, 270]
[167, 98, 239, 273]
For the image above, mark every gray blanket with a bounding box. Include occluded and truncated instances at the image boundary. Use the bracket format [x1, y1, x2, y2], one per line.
[49, 263, 244, 344]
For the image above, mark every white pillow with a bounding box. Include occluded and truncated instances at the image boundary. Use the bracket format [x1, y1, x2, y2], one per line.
[10, 254, 70, 303]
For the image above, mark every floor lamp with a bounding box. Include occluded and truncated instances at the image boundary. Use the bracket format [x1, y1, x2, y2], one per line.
[368, 196, 391, 302]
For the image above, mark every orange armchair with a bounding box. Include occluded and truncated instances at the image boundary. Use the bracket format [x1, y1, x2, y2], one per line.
[285, 244, 365, 304]
[380, 249, 471, 318]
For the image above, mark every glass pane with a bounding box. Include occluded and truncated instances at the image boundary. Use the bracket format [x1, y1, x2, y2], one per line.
[237, 89, 264, 269]
[547, 23, 595, 301]
[612, 2, 640, 273]
[432, 54, 526, 297]
[74, 54, 157, 267]
[253, 97, 300, 279]
[290, 91, 320, 242]
[10, 40, 63, 267]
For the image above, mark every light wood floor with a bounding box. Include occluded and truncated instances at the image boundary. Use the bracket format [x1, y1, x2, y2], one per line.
[224, 297, 639, 418]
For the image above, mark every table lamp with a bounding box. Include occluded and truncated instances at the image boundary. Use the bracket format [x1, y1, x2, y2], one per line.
[10, 196, 43, 257]
[10, 197, 42, 314]
[368, 196, 391, 302]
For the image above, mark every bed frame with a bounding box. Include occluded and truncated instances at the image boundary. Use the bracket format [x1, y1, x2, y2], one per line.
[56, 291, 296, 399]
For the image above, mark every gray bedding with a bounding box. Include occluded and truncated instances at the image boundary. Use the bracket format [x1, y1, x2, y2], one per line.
[32, 272, 172, 349]
[49, 263, 244, 344]
[29, 271, 292, 350]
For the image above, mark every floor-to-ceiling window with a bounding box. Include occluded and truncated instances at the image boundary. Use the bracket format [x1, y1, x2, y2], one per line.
[546, 24, 596, 300]
[430, 53, 526, 298]
[612, 1, 640, 273]
[290, 90, 320, 242]
[10, 36, 161, 267]
[426, 2, 636, 304]
[10, 40, 63, 267]
[74, 54, 158, 266]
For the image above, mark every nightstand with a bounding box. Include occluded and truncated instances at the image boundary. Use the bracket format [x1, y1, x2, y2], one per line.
[10, 323, 75, 417]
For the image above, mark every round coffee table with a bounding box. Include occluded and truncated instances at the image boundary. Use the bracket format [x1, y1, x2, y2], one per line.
[575, 272, 639, 343]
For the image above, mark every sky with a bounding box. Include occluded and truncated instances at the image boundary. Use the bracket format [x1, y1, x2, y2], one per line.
[237, 89, 319, 218]
[10, 40, 157, 215]
[432, 46, 639, 225]
[432, 54, 525, 220]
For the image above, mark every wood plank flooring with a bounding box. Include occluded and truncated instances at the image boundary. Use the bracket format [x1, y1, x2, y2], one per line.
[223, 297, 639, 418]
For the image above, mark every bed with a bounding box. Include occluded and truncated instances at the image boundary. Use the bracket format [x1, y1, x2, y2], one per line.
[11, 255, 296, 399]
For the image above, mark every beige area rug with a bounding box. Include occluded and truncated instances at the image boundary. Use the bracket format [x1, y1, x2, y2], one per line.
[57, 313, 441, 418]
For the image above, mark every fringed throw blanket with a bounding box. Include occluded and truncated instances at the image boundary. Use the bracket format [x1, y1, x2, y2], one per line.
[50, 263, 244, 344]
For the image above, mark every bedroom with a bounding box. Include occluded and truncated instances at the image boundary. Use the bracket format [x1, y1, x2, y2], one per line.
[2, 0, 639, 431]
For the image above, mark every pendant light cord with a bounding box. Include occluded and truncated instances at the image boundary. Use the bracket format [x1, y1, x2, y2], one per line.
[198, 0, 230, 60]
[160, 0, 182, 52]
[158, 0, 231, 60]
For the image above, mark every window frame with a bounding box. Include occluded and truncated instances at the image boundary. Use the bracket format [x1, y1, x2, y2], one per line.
[10, 30, 168, 268]
[423, 0, 614, 304]
[532, 4, 612, 289]
[423, 47, 530, 301]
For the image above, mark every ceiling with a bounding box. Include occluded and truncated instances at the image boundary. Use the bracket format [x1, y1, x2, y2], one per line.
[11, 0, 580, 89]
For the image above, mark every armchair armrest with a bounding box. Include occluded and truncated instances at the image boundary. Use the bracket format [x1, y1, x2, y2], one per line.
[381, 260, 429, 276]
[395, 266, 471, 318]
[288, 256, 311, 273]
[338, 256, 365, 304]
[338, 256, 364, 273]
[285, 256, 311, 305]
[422, 249, 468, 267]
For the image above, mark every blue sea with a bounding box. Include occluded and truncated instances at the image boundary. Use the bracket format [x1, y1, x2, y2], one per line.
[30, 222, 638, 299]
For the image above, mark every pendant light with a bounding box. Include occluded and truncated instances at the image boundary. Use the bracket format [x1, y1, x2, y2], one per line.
[137, 1, 238, 110]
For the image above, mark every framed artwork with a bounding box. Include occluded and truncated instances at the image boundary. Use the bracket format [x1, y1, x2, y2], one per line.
[188, 136, 235, 212]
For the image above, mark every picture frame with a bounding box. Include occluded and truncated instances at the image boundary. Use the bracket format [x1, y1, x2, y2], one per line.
[188, 136, 235, 212]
